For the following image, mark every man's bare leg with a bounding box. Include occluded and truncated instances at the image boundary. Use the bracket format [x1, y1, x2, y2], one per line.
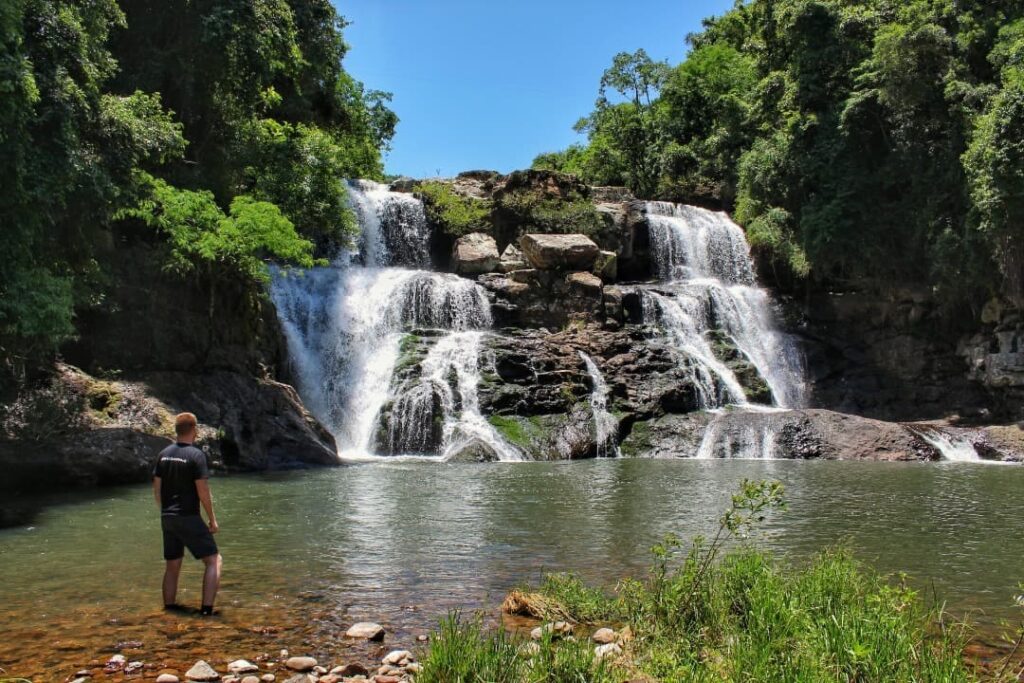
[200, 553, 222, 614]
[163, 558, 183, 607]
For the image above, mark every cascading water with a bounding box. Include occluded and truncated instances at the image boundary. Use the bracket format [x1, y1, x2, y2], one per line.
[695, 409, 780, 460]
[579, 352, 620, 458]
[383, 331, 523, 461]
[272, 181, 519, 460]
[912, 426, 981, 463]
[642, 202, 805, 410]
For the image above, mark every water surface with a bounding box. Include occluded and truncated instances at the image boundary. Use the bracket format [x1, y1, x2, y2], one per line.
[1, 459, 1021, 678]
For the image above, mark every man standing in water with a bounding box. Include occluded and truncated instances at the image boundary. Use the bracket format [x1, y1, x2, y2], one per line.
[152, 412, 222, 616]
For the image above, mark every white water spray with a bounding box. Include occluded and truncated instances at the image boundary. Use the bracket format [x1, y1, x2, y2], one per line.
[643, 202, 805, 410]
[579, 352, 620, 458]
[272, 181, 520, 460]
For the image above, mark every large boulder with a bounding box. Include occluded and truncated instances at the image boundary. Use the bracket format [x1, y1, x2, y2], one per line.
[452, 232, 500, 275]
[519, 234, 600, 271]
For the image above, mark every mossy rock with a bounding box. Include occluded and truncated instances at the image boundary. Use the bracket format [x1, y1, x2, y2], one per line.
[619, 419, 654, 457]
[417, 181, 493, 238]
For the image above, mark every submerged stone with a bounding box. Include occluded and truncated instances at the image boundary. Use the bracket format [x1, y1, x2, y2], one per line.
[345, 621, 386, 641]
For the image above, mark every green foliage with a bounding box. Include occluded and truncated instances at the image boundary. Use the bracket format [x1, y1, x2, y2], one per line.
[496, 189, 605, 238]
[237, 118, 360, 250]
[417, 612, 621, 683]
[545, 0, 1024, 313]
[120, 175, 318, 284]
[417, 181, 492, 237]
[520, 480, 975, 682]
[0, 0, 393, 385]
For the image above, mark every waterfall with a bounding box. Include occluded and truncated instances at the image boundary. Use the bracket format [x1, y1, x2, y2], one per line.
[579, 352, 620, 457]
[912, 426, 981, 462]
[383, 331, 524, 461]
[272, 181, 520, 460]
[643, 202, 805, 409]
[695, 410, 780, 460]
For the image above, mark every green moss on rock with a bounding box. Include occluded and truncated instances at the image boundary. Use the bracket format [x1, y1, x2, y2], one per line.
[417, 181, 493, 237]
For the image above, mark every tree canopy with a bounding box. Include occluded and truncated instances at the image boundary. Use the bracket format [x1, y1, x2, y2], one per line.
[0, 0, 394, 383]
[535, 0, 1024, 313]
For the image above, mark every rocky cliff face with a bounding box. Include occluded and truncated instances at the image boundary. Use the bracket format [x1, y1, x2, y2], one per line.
[385, 169, 1024, 462]
[1, 233, 338, 498]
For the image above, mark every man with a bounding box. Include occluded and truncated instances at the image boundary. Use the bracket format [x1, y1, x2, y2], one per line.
[152, 412, 222, 616]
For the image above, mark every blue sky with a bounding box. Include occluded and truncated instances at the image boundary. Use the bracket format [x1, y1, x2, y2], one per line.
[336, 0, 734, 178]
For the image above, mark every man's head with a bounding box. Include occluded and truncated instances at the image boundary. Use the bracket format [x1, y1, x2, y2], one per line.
[174, 412, 198, 443]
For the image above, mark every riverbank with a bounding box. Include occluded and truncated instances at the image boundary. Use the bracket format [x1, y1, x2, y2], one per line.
[3, 461, 1024, 680]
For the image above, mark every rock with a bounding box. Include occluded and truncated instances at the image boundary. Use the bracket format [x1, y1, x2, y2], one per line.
[70, 678, 90, 683]
[107, 654, 127, 667]
[260, 675, 275, 683]
[452, 232, 500, 275]
[382, 650, 413, 666]
[282, 676, 313, 683]
[222, 677, 241, 683]
[566, 271, 602, 295]
[228, 660, 259, 675]
[156, 675, 180, 683]
[499, 243, 527, 272]
[592, 250, 617, 281]
[603, 286, 624, 322]
[594, 643, 622, 659]
[319, 676, 340, 683]
[519, 234, 600, 271]
[416, 634, 429, 642]
[406, 662, 423, 674]
[313, 666, 327, 675]
[345, 622, 386, 641]
[280, 649, 289, 659]
[284, 656, 318, 671]
[125, 661, 144, 674]
[240, 677, 261, 683]
[332, 663, 369, 677]
[185, 660, 220, 682]
[592, 627, 617, 644]
[374, 676, 402, 683]
[531, 621, 574, 640]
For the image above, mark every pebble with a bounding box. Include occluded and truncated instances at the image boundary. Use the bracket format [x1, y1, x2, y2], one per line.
[345, 622, 386, 641]
[241, 677, 261, 683]
[333, 663, 369, 677]
[70, 678, 90, 683]
[222, 677, 240, 683]
[185, 660, 220, 681]
[106, 654, 127, 668]
[313, 665, 328, 674]
[156, 675, 180, 683]
[74, 671, 93, 678]
[381, 650, 413, 666]
[374, 676, 402, 683]
[229, 660, 259, 674]
[594, 642, 622, 659]
[285, 656, 318, 671]
[261, 676, 276, 683]
[125, 661, 144, 675]
[280, 649, 289, 659]
[319, 676, 340, 683]
[592, 627, 617, 644]
[405, 662, 423, 674]
[530, 621, 573, 640]
[416, 634, 429, 642]
[282, 675, 315, 683]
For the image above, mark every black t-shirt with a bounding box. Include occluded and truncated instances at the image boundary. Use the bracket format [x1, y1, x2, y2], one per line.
[152, 443, 209, 517]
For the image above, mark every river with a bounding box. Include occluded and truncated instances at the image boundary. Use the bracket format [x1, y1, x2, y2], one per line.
[1, 459, 1022, 678]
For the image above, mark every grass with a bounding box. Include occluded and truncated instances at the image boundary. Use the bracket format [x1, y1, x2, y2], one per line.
[417, 480, 988, 682]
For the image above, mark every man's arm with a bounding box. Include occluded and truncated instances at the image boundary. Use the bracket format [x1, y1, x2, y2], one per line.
[153, 477, 161, 509]
[195, 479, 218, 533]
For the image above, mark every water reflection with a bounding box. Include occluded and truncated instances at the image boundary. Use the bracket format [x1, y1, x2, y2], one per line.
[1, 459, 1022, 678]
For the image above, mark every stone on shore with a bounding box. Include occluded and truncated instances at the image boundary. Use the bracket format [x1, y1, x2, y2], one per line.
[333, 662, 369, 677]
[345, 622, 386, 641]
[595, 642, 622, 659]
[382, 649, 413, 666]
[520, 234, 600, 270]
[185, 660, 220, 681]
[228, 660, 259, 674]
[260, 675, 275, 683]
[241, 677, 261, 683]
[453, 232, 500, 275]
[285, 656, 318, 671]
[592, 627, 617, 644]
[156, 674, 180, 683]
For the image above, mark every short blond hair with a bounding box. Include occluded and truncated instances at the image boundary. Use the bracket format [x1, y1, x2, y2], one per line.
[174, 412, 198, 437]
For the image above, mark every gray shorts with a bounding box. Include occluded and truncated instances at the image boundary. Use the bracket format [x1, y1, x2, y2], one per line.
[161, 515, 218, 560]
